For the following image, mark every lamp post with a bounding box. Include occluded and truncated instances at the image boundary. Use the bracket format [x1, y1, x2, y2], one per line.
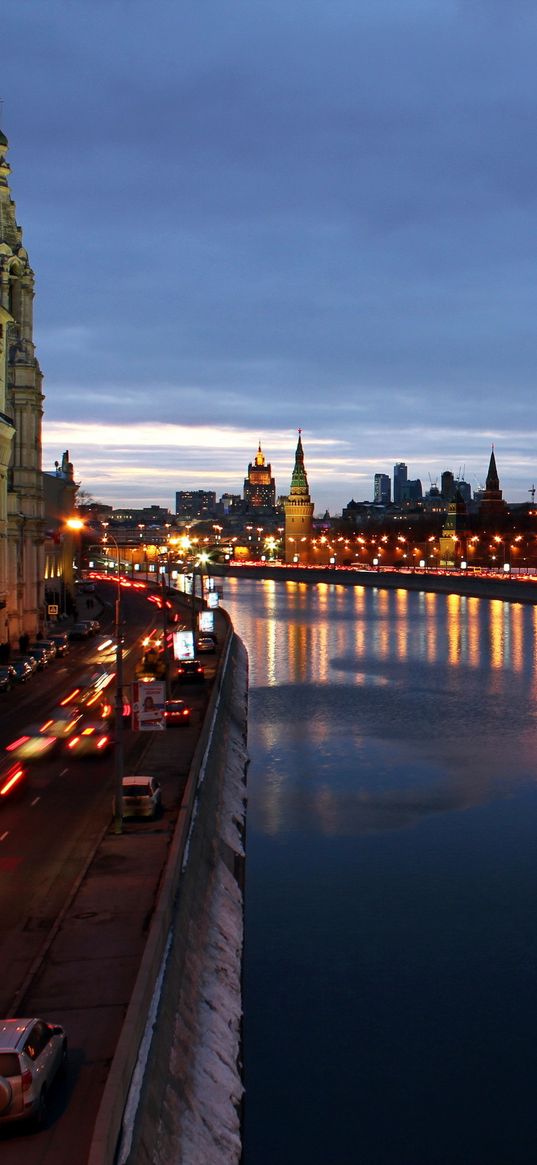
[103, 533, 124, 833]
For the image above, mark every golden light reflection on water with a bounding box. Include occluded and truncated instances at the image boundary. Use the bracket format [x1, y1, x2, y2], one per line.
[224, 578, 537, 840]
[226, 577, 535, 682]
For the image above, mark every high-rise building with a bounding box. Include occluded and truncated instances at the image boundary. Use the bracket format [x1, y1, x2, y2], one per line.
[175, 490, 216, 519]
[441, 470, 455, 501]
[374, 473, 391, 506]
[0, 128, 45, 646]
[243, 442, 276, 511]
[393, 462, 408, 506]
[284, 431, 314, 564]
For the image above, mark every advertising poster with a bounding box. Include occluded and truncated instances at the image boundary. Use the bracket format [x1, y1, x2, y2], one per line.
[199, 610, 215, 632]
[132, 680, 166, 731]
[207, 591, 219, 609]
[173, 629, 195, 660]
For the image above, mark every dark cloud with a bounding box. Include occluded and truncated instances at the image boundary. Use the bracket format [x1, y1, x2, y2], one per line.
[4, 0, 537, 505]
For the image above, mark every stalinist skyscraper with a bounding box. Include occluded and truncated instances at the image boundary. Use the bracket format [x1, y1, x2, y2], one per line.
[0, 128, 45, 644]
[284, 430, 314, 564]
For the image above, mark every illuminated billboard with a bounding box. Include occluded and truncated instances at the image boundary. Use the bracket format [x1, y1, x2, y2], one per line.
[199, 610, 215, 632]
[173, 629, 195, 660]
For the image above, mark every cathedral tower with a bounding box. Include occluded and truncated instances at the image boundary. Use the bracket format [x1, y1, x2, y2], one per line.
[0, 129, 45, 642]
[284, 430, 314, 564]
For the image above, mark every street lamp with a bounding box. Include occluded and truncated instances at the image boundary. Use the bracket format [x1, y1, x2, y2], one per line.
[103, 533, 124, 834]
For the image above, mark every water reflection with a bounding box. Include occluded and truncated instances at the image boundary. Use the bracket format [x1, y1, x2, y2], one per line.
[224, 579, 537, 1165]
[225, 579, 537, 842]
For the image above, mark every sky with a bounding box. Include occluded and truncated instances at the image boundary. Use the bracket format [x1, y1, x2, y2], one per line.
[3, 0, 537, 514]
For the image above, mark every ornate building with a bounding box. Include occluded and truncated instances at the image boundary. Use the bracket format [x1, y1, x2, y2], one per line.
[243, 442, 276, 512]
[0, 129, 45, 644]
[284, 430, 314, 564]
[43, 451, 78, 617]
[479, 447, 506, 521]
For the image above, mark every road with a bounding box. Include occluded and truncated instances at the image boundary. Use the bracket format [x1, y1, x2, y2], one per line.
[0, 579, 219, 1161]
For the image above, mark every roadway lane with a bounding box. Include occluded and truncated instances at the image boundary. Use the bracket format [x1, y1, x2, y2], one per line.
[0, 582, 161, 1016]
[0, 588, 222, 1163]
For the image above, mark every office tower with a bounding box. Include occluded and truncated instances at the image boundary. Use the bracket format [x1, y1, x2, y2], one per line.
[441, 470, 455, 501]
[374, 473, 391, 505]
[393, 462, 408, 506]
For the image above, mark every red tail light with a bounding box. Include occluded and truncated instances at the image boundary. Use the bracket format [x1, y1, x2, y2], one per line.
[21, 1069, 32, 1092]
[6, 736, 29, 752]
[97, 736, 109, 749]
[0, 766, 25, 796]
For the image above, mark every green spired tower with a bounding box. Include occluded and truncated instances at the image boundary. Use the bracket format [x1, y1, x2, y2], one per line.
[284, 430, 314, 564]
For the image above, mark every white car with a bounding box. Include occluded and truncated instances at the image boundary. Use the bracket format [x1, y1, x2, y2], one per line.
[119, 775, 161, 819]
[0, 1017, 67, 1127]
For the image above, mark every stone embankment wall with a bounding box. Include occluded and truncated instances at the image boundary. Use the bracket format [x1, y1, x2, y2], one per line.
[89, 626, 248, 1165]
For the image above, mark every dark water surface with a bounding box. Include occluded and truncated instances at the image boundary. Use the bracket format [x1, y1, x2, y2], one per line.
[223, 578, 537, 1165]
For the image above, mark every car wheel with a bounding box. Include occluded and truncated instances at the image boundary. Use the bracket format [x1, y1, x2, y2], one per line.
[33, 1086, 48, 1129]
[0, 1075, 12, 1115]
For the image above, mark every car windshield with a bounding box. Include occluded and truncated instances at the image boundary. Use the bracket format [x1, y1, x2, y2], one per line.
[125, 783, 151, 796]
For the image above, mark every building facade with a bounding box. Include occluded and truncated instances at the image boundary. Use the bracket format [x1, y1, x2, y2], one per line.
[479, 448, 506, 521]
[284, 431, 314, 564]
[0, 129, 45, 645]
[374, 473, 391, 506]
[175, 490, 216, 520]
[243, 442, 276, 511]
[393, 462, 407, 506]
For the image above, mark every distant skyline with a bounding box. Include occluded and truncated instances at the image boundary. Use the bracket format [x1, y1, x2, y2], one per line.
[4, 0, 537, 512]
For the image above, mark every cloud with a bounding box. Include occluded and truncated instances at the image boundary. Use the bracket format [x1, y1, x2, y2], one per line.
[4, 0, 537, 508]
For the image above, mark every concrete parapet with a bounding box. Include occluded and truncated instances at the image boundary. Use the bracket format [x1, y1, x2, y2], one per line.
[88, 617, 248, 1165]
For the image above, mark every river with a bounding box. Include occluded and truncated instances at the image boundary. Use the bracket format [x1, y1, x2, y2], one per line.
[223, 577, 537, 1165]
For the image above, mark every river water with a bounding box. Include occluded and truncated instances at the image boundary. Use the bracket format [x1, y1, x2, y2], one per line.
[223, 577, 537, 1165]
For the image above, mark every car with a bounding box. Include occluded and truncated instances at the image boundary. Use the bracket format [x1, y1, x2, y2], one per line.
[196, 636, 216, 654]
[10, 660, 33, 684]
[0, 1016, 67, 1127]
[118, 775, 161, 820]
[0, 759, 27, 802]
[26, 645, 49, 670]
[19, 653, 39, 674]
[176, 659, 205, 683]
[5, 725, 58, 762]
[98, 693, 132, 723]
[0, 665, 16, 693]
[68, 623, 91, 641]
[164, 698, 191, 726]
[48, 633, 70, 657]
[36, 640, 59, 662]
[39, 706, 84, 740]
[65, 720, 113, 758]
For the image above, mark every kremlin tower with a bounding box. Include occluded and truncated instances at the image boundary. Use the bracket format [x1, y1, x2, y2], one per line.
[479, 447, 506, 520]
[284, 430, 314, 564]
